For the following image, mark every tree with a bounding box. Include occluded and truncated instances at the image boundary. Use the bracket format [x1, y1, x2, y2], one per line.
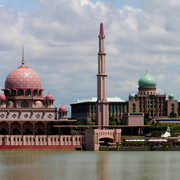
[170, 112, 176, 118]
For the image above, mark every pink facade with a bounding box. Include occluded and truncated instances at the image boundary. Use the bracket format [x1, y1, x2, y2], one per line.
[85, 129, 121, 151]
[0, 135, 82, 146]
[96, 22, 109, 126]
[5, 67, 42, 90]
[124, 113, 144, 126]
[0, 23, 123, 151]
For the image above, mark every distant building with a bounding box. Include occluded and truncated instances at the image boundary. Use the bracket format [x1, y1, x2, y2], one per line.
[0, 48, 83, 150]
[71, 97, 126, 123]
[124, 113, 144, 126]
[71, 70, 178, 124]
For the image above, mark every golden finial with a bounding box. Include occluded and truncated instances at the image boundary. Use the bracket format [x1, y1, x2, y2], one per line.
[21, 47, 26, 68]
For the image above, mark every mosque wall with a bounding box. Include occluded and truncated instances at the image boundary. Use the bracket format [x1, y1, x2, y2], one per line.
[0, 109, 57, 121]
[0, 135, 83, 146]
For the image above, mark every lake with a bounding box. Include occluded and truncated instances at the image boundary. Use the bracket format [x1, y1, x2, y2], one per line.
[0, 151, 179, 180]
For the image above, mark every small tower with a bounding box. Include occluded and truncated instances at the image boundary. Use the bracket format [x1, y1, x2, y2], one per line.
[0, 94, 6, 108]
[45, 94, 54, 108]
[59, 105, 68, 119]
[96, 22, 109, 127]
[168, 94, 174, 100]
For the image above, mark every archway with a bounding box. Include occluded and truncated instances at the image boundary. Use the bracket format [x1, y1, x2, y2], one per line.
[18, 89, 24, 96]
[11, 122, 21, 135]
[0, 122, 9, 135]
[11, 89, 17, 96]
[35, 122, 45, 135]
[99, 137, 113, 146]
[23, 122, 33, 135]
[25, 89, 31, 96]
[47, 122, 59, 135]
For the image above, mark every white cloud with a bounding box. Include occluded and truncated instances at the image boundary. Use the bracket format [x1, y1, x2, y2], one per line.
[1, 0, 180, 116]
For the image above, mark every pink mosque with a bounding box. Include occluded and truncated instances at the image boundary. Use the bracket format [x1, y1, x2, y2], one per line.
[0, 23, 126, 151]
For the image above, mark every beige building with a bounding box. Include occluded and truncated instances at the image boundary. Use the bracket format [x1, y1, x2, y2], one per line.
[71, 71, 178, 123]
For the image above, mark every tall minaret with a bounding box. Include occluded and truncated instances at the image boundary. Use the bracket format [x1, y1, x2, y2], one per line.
[96, 22, 109, 127]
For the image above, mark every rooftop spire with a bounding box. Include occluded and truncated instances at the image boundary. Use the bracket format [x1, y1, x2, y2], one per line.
[21, 47, 26, 68]
[99, 22, 104, 36]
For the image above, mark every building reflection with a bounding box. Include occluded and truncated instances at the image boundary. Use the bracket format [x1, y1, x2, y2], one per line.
[96, 152, 109, 180]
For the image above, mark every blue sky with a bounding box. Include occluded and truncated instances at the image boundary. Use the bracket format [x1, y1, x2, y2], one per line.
[0, 0, 141, 11]
[0, 0, 180, 116]
[0, 0, 41, 11]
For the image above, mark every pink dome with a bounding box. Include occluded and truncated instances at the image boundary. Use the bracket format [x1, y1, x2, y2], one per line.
[0, 94, 6, 100]
[46, 94, 53, 100]
[5, 66, 41, 90]
[59, 105, 67, 112]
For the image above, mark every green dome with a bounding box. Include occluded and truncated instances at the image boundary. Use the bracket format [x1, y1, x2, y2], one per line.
[138, 72, 156, 87]
[129, 93, 135, 98]
[169, 94, 174, 98]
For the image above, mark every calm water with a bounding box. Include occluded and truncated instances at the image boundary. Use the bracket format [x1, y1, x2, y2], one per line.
[0, 151, 179, 180]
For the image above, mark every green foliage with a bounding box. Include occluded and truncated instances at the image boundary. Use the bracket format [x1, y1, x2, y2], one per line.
[11, 128, 21, 135]
[144, 113, 150, 125]
[146, 123, 180, 136]
[148, 124, 167, 137]
[35, 128, 44, 135]
[150, 124, 167, 131]
[144, 113, 149, 119]
[169, 112, 177, 118]
[121, 141, 146, 146]
[169, 125, 180, 133]
[109, 117, 116, 125]
[75, 121, 85, 125]
[75, 121, 92, 125]
[23, 128, 32, 135]
[109, 117, 123, 125]
[0, 128, 8, 135]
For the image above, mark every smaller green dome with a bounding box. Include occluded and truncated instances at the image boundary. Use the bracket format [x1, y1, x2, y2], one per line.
[138, 72, 156, 87]
[129, 93, 135, 98]
[169, 94, 174, 98]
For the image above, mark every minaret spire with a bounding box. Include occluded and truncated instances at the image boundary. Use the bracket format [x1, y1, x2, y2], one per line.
[96, 22, 109, 127]
[21, 46, 26, 68]
[100, 22, 104, 36]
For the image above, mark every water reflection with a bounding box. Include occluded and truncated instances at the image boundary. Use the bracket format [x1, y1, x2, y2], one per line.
[96, 152, 109, 180]
[0, 151, 180, 180]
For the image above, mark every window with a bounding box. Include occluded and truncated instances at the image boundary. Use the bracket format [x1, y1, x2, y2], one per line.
[18, 89, 24, 96]
[26, 89, 31, 96]
[122, 105, 124, 113]
[171, 104, 174, 113]
[119, 105, 121, 114]
[115, 105, 117, 114]
[112, 105, 114, 114]
[33, 90, 37, 96]
[133, 104, 136, 112]
[11, 89, 17, 96]
[21, 100, 29, 108]
[150, 110, 153, 117]
[91, 105, 93, 113]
